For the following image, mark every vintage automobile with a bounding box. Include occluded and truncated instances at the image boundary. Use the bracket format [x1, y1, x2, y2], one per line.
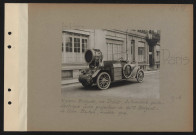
[78, 49, 144, 90]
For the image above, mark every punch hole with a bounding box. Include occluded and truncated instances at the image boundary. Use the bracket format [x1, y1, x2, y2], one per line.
[7, 45, 11, 49]
[8, 88, 11, 92]
[8, 32, 12, 35]
[8, 101, 12, 105]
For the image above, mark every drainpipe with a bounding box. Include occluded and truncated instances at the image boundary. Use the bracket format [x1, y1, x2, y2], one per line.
[94, 29, 95, 49]
[126, 29, 128, 61]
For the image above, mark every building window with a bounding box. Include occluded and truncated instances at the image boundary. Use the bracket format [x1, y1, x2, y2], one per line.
[62, 32, 89, 64]
[62, 43, 64, 52]
[107, 43, 113, 60]
[62, 70, 73, 80]
[131, 40, 135, 62]
[66, 37, 72, 52]
[156, 51, 160, 61]
[82, 39, 87, 53]
[138, 47, 145, 62]
[106, 39, 123, 60]
[74, 38, 80, 53]
[107, 42, 123, 60]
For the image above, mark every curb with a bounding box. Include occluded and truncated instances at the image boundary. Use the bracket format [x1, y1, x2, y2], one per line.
[144, 70, 159, 75]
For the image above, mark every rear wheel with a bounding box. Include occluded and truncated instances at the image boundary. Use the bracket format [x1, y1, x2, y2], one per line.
[96, 72, 111, 90]
[136, 70, 144, 83]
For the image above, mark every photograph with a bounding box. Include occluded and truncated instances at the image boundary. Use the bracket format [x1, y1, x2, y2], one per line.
[61, 29, 160, 99]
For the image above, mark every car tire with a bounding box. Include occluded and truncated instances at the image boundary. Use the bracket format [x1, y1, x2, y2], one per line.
[136, 70, 144, 83]
[96, 72, 111, 90]
[122, 64, 132, 79]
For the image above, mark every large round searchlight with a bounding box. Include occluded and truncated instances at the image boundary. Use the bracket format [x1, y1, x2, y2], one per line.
[84, 49, 103, 64]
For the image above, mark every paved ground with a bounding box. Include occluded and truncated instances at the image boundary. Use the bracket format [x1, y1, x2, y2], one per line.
[61, 71, 160, 99]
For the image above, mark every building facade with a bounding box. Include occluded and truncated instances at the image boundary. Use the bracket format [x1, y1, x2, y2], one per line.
[62, 29, 160, 85]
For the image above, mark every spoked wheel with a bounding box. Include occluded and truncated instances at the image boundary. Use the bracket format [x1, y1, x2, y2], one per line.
[136, 70, 144, 83]
[96, 72, 111, 90]
[123, 64, 132, 79]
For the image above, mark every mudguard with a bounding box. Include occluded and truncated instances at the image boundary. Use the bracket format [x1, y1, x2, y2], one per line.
[92, 69, 101, 78]
[130, 66, 140, 78]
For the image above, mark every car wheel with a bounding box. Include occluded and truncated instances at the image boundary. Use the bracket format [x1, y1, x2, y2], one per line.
[96, 72, 111, 90]
[136, 70, 144, 83]
[122, 64, 132, 79]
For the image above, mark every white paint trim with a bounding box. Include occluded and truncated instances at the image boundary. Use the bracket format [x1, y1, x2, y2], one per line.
[63, 29, 90, 36]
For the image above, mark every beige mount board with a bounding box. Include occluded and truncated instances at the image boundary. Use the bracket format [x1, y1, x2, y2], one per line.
[4, 3, 193, 131]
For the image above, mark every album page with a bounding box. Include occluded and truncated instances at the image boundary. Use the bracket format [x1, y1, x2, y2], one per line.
[4, 3, 193, 131]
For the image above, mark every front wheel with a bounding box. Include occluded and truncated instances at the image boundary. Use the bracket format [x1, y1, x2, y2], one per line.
[96, 72, 111, 90]
[136, 70, 144, 83]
